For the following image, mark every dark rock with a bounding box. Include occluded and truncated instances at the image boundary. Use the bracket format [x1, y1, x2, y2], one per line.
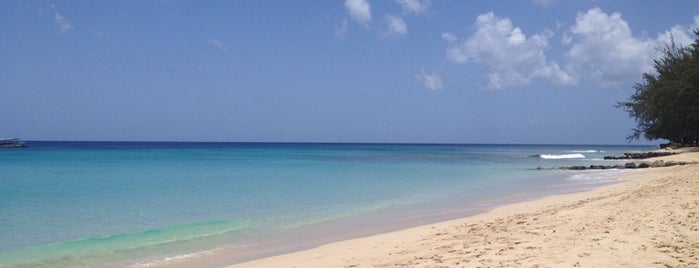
[604, 151, 677, 160]
[637, 162, 651, 168]
[604, 156, 627, 160]
[624, 162, 637, 169]
[558, 165, 619, 170]
[659, 143, 683, 149]
[557, 166, 586, 170]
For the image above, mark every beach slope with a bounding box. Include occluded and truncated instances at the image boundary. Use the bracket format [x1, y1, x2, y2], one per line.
[229, 152, 699, 267]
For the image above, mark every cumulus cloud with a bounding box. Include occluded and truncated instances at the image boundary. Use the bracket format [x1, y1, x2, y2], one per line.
[440, 8, 696, 90]
[396, 0, 431, 15]
[416, 69, 443, 90]
[444, 12, 573, 89]
[563, 8, 659, 88]
[655, 15, 699, 48]
[382, 14, 407, 38]
[656, 25, 694, 48]
[345, 0, 371, 28]
[54, 13, 73, 33]
[562, 9, 699, 89]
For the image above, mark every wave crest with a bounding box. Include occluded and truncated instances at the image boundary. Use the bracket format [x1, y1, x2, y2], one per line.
[538, 153, 586, 159]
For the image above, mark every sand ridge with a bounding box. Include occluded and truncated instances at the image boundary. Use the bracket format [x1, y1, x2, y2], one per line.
[229, 152, 699, 268]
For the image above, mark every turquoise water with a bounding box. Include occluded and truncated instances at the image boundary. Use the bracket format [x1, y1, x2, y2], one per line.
[0, 142, 653, 267]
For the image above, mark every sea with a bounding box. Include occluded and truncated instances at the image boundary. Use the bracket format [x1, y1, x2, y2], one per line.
[0, 142, 654, 267]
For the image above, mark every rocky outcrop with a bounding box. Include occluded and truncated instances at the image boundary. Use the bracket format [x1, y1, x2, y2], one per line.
[535, 149, 696, 171]
[538, 160, 694, 171]
[637, 162, 651, 168]
[603, 152, 677, 160]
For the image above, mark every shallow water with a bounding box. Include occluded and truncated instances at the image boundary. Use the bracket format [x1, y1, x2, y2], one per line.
[0, 142, 652, 267]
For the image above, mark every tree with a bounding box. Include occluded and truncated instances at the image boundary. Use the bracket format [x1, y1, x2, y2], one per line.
[617, 30, 699, 146]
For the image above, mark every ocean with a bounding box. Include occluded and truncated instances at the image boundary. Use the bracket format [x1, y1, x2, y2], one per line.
[0, 142, 653, 267]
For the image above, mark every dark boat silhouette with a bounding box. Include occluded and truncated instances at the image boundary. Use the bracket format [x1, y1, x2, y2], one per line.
[0, 138, 28, 148]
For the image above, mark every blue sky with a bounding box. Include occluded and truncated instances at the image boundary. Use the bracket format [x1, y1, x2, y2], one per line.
[1, 1, 698, 144]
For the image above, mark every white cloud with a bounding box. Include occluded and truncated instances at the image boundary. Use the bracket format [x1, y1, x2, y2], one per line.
[208, 39, 227, 51]
[416, 69, 443, 90]
[656, 25, 694, 48]
[561, 32, 572, 45]
[563, 9, 699, 89]
[345, 0, 371, 28]
[443, 32, 467, 63]
[655, 15, 698, 48]
[444, 12, 573, 89]
[335, 19, 348, 38]
[440, 8, 696, 90]
[564, 8, 657, 88]
[54, 13, 73, 33]
[382, 14, 407, 38]
[396, 0, 431, 15]
[441, 32, 457, 43]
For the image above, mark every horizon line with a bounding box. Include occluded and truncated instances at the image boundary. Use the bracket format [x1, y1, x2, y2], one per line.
[23, 140, 660, 147]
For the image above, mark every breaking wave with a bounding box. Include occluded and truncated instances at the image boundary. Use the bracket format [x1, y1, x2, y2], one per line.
[536, 153, 586, 159]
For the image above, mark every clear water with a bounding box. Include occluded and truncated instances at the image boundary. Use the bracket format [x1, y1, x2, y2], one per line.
[0, 142, 653, 267]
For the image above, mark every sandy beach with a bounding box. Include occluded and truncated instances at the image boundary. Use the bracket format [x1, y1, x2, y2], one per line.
[229, 150, 699, 267]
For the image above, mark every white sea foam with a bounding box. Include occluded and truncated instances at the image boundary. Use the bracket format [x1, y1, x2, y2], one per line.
[566, 169, 632, 184]
[539, 153, 586, 159]
[130, 249, 218, 268]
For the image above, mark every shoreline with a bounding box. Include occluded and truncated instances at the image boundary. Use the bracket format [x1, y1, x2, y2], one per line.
[157, 169, 627, 268]
[225, 150, 699, 267]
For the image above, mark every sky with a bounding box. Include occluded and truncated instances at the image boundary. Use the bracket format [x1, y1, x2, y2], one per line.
[1, 0, 698, 144]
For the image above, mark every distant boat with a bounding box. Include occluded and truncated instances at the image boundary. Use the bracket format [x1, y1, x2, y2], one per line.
[0, 138, 28, 148]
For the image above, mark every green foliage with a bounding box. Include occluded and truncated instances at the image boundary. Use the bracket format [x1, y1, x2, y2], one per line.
[617, 30, 699, 145]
